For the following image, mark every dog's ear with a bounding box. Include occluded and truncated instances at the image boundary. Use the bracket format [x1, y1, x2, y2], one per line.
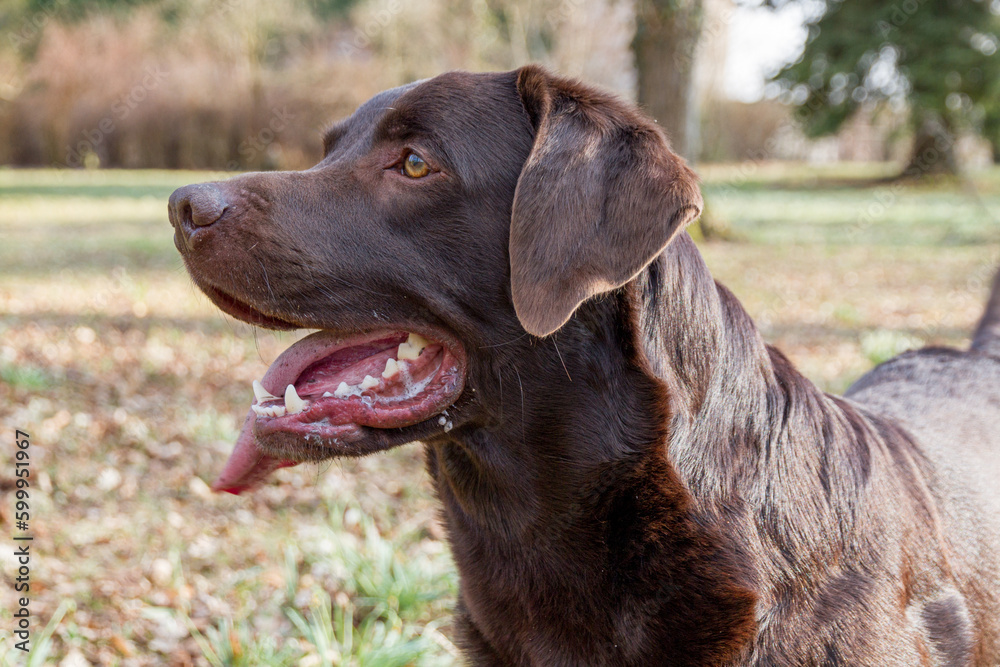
[510, 65, 703, 337]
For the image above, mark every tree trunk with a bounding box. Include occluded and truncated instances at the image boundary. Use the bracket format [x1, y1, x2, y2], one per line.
[633, 0, 721, 238]
[633, 0, 703, 162]
[903, 114, 958, 177]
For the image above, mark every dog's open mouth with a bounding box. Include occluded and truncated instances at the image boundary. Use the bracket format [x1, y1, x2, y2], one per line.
[215, 329, 465, 495]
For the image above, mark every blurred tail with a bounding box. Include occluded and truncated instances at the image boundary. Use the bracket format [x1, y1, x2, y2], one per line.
[971, 268, 1000, 356]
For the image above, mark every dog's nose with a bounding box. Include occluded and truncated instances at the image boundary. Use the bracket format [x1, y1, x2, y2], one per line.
[169, 183, 228, 245]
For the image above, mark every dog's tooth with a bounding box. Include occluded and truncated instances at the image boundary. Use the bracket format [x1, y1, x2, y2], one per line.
[285, 384, 307, 414]
[397, 344, 418, 360]
[252, 404, 286, 418]
[334, 381, 353, 399]
[382, 358, 400, 379]
[253, 379, 278, 403]
[322, 391, 334, 398]
[438, 415, 447, 426]
[360, 375, 379, 391]
[397, 333, 429, 360]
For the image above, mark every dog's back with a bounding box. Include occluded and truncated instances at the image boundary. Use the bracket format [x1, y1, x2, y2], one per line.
[843, 275, 1000, 662]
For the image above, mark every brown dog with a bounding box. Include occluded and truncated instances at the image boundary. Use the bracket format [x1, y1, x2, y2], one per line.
[169, 66, 1000, 665]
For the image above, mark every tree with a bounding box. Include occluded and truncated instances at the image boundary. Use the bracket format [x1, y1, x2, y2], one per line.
[633, 0, 704, 162]
[984, 73, 1000, 161]
[633, 0, 727, 239]
[773, 0, 1000, 175]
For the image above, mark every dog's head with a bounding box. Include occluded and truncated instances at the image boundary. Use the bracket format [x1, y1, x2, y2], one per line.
[168, 66, 701, 492]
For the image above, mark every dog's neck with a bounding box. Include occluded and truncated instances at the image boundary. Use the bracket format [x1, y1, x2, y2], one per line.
[633, 233, 783, 497]
[429, 232, 794, 662]
[435, 233, 808, 539]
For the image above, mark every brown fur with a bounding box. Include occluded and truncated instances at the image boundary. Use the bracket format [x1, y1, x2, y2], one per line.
[169, 66, 1000, 665]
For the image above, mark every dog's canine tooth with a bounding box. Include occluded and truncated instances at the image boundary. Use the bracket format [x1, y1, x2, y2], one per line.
[397, 333, 429, 360]
[253, 379, 279, 404]
[382, 358, 400, 379]
[360, 375, 379, 391]
[285, 384, 307, 414]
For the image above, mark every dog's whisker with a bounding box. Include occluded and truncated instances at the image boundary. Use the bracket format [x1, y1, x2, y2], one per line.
[513, 366, 526, 447]
[552, 338, 572, 382]
[480, 333, 529, 349]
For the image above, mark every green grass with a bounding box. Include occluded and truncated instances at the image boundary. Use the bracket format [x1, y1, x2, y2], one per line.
[1, 163, 998, 663]
[183, 505, 456, 666]
[701, 163, 1000, 246]
[0, 363, 54, 391]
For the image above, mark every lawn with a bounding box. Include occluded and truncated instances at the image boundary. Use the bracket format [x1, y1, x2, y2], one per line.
[1, 164, 998, 665]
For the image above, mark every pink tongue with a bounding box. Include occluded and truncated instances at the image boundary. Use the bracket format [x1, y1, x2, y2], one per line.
[210, 331, 343, 495]
[212, 410, 298, 495]
[210, 331, 410, 495]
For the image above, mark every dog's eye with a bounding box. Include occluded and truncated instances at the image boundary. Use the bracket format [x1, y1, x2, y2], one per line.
[402, 152, 430, 178]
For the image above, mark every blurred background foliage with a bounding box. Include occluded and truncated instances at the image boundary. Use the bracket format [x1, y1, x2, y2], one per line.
[1, 0, 997, 174]
[2, 0, 1000, 664]
[0, 0, 638, 171]
[773, 0, 1000, 172]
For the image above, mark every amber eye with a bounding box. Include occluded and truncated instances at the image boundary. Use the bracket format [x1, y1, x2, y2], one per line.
[402, 152, 430, 178]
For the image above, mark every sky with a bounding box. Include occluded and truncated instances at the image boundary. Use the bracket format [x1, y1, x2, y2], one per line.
[723, 1, 817, 102]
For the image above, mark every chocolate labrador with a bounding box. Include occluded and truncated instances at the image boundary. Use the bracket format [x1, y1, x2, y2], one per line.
[168, 66, 1000, 665]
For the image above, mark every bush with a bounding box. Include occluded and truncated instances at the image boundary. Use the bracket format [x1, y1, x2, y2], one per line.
[699, 98, 793, 163]
[0, 3, 393, 170]
[0, 0, 638, 171]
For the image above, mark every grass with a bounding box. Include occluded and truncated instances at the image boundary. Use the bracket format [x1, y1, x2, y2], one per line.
[0, 163, 998, 663]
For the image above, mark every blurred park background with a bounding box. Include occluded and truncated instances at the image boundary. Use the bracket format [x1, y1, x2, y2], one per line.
[1, 0, 999, 664]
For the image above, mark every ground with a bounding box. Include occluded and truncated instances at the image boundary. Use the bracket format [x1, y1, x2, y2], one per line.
[0, 164, 998, 665]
